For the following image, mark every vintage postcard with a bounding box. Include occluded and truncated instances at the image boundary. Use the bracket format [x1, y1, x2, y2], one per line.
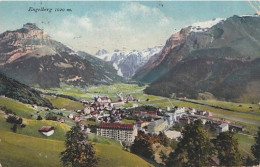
[0, 1, 259, 167]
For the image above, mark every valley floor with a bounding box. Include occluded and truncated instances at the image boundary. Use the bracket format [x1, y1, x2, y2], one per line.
[0, 83, 259, 166]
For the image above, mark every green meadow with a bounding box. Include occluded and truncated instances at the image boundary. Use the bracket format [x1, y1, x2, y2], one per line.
[45, 95, 83, 110]
[234, 133, 256, 158]
[0, 130, 153, 167]
[0, 113, 70, 140]
[0, 97, 35, 118]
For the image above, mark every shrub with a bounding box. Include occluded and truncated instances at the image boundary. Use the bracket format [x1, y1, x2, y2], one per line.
[11, 124, 17, 133]
[37, 115, 43, 120]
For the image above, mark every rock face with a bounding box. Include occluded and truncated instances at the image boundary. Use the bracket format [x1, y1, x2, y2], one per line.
[134, 15, 260, 103]
[95, 46, 163, 78]
[0, 23, 122, 88]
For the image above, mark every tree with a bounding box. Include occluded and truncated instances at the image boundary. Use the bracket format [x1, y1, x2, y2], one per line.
[215, 132, 241, 166]
[160, 150, 168, 165]
[11, 124, 17, 133]
[158, 132, 170, 147]
[131, 131, 154, 159]
[37, 115, 43, 120]
[61, 126, 97, 167]
[167, 120, 213, 167]
[16, 117, 23, 124]
[252, 127, 260, 165]
[6, 115, 17, 124]
[45, 113, 57, 121]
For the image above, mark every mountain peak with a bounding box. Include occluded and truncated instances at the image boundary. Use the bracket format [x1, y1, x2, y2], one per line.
[23, 23, 41, 30]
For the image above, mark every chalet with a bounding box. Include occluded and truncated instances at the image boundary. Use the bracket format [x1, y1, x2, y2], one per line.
[39, 126, 54, 136]
[124, 95, 136, 102]
[96, 122, 137, 143]
[216, 123, 229, 134]
[58, 118, 65, 123]
[68, 113, 74, 119]
[73, 116, 80, 122]
[32, 104, 38, 109]
[205, 111, 212, 117]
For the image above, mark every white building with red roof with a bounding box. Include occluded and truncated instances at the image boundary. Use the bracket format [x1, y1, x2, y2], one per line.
[96, 122, 137, 143]
[96, 96, 111, 103]
[38, 126, 54, 136]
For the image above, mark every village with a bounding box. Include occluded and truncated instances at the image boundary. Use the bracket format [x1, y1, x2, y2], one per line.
[37, 93, 245, 145]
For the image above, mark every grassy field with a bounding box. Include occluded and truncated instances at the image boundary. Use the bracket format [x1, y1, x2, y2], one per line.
[234, 133, 256, 158]
[0, 97, 35, 118]
[122, 119, 136, 124]
[45, 95, 83, 110]
[0, 130, 153, 167]
[88, 133, 121, 147]
[191, 99, 260, 113]
[0, 113, 70, 141]
[0, 130, 64, 167]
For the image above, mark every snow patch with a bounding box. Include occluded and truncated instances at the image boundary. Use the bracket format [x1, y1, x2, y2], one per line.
[191, 18, 226, 32]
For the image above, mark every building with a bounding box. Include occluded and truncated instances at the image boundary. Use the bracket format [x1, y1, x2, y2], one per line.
[216, 123, 229, 134]
[96, 96, 111, 103]
[136, 121, 150, 131]
[96, 122, 137, 143]
[147, 119, 167, 134]
[133, 111, 157, 118]
[38, 126, 54, 136]
[173, 107, 186, 121]
[110, 100, 124, 107]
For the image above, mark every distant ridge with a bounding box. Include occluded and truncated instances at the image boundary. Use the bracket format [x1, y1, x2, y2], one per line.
[0, 23, 122, 88]
[134, 15, 260, 103]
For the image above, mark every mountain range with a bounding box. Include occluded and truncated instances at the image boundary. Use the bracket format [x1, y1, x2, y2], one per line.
[95, 46, 163, 78]
[0, 23, 122, 88]
[0, 15, 259, 103]
[134, 15, 260, 103]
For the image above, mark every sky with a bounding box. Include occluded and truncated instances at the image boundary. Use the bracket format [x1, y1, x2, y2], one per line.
[0, 1, 257, 54]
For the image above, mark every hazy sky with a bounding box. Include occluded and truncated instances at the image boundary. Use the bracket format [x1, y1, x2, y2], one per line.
[0, 1, 256, 54]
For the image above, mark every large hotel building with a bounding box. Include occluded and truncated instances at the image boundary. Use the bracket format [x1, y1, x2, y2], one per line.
[96, 122, 137, 143]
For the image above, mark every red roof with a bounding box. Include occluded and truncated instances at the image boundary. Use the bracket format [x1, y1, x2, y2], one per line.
[100, 97, 109, 100]
[111, 100, 123, 103]
[99, 122, 134, 130]
[39, 126, 54, 132]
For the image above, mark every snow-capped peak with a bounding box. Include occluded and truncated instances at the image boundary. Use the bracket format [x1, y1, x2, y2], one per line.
[191, 18, 226, 32]
[94, 46, 163, 78]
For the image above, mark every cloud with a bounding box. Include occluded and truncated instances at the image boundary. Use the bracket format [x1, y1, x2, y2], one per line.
[49, 2, 175, 54]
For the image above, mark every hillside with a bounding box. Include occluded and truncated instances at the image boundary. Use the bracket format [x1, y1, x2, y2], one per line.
[134, 15, 260, 103]
[0, 23, 122, 88]
[0, 73, 53, 108]
[0, 130, 154, 167]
